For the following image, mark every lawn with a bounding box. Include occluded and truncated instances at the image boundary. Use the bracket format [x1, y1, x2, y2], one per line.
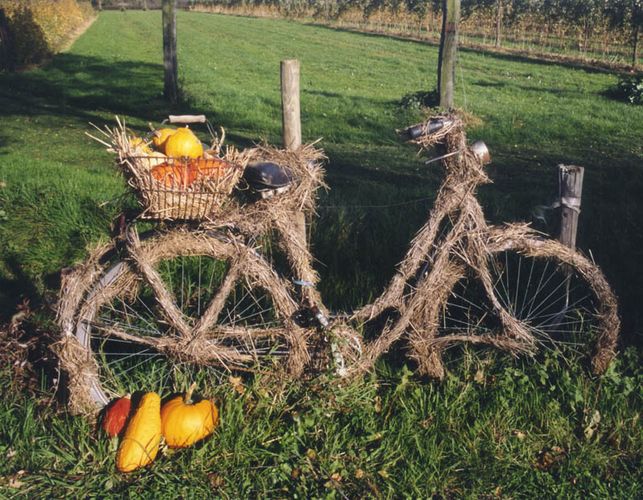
[0, 10, 641, 497]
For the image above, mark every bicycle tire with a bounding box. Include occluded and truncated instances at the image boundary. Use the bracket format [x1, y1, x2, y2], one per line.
[61, 229, 307, 410]
[410, 229, 619, 378]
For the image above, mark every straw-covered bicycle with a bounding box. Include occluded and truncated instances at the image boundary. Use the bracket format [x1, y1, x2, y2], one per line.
[56, 113, 619, 414]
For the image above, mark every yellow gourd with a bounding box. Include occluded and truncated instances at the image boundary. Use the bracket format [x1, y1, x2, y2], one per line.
[116, 392, 162, 473]
[130, 136, 153, 155]
[152, 128, 177, 153]
[163, 127, 203, 159]
[161, 384, 219, 448]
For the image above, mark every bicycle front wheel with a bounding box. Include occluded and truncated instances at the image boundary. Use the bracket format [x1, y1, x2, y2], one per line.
[429, 230, 619, 374]
[62, 229, 307, 411]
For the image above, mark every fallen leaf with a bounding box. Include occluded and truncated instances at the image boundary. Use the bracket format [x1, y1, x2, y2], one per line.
[208, 472, 224, 489]
[584, 410, 601, 439]
[8, 477, 23, 489]
[512, 430, 526, 440]
[229, 376, 245, 395]
[474, 368, 485, 384]
[535, 446, 566, 471]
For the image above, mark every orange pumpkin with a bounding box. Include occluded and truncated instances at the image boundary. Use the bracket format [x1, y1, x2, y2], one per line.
[160, 384, 219, 448]
[189, 158, 231, 180]
[151, 162, 196, 188]
[101, 395, 131, 437]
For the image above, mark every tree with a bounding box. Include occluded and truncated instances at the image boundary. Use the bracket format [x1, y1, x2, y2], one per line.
[605, 0, 642, 67]
[162, 0, 179, 104]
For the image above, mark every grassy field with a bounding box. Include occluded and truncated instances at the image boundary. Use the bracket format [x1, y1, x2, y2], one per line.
[0, 10, 641, 497]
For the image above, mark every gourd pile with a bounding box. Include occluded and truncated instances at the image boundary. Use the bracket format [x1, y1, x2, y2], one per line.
[129, 125, 232, 189]
[100, 384, 219, 473]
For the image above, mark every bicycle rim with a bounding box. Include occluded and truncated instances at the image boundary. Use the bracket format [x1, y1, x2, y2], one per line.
[74, 233, 299, 405]
[436, 246, 610, 364]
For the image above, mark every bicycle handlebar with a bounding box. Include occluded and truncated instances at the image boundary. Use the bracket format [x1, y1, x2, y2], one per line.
[168, 114, 207, 124]
[401, 117, 454, 141]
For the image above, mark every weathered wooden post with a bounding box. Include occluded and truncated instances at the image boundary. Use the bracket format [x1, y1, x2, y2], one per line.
[281, 59, 302, 150]
[438, 0, 460, 109]
[280, 59, 310, 290]
[558, 164, 584, 250]
[495, 0, 503, 47]
[162, 0, 179, 104]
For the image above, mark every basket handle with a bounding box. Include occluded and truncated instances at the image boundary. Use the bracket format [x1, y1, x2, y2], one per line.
[167, 114, 207, 124]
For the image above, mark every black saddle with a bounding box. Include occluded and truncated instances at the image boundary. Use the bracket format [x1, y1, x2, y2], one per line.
[242, 161, 294, 198]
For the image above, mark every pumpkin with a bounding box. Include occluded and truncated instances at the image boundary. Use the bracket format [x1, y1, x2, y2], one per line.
[150, 162, 196, 188]
[101, 395, 131, 438]
[164, 127, 203, 159]
[160, 383, 219, 448]
[116, 392, 162, 473]
[189, 157, 231, 180]
[152, 128, 177, 153]
[129, 136, 153, 155]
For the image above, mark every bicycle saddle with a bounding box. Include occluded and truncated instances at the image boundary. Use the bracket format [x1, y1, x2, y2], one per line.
[243, 161, 294, 198]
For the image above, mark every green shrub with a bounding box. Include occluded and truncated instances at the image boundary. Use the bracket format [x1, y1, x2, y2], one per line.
[0, 0, 95, 70]
[615, 74, 643, 105]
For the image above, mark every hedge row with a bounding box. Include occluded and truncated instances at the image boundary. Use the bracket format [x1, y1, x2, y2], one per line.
[0, 0, 95, 70]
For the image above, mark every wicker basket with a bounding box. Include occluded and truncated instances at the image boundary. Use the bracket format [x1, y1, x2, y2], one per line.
[123, 156, 243, 220]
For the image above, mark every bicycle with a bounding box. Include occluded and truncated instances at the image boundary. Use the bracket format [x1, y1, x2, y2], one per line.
[56, 113, 619, 415]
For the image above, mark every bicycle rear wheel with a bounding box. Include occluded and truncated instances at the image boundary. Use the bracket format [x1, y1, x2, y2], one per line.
[419, 231, 619, 376]
[61, 230, 306, 411]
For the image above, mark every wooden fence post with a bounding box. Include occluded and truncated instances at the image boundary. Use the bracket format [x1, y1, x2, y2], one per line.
[438, 0, 460, 109]
[558, 164, 584, 250]
[281, 59, 302, 150]
[280, 59, 308, 277]
[162, 0, 179, 104]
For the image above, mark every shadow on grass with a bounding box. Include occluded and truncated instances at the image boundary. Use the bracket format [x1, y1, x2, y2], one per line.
[0, 54, 166, 124]
[0, 52, 221, 142]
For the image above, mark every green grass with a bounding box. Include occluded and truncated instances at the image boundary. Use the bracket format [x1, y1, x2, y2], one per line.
[0, 344, 640, 497]
[0, 10, 641, 497]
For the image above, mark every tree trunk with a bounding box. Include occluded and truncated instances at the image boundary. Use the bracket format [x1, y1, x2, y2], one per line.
[633, 22, 640, 68]
[0, 8, 14, 71]
[438, 0, 460, 110]
[495, 0, 502, 47]
[162, 0, 179, 104]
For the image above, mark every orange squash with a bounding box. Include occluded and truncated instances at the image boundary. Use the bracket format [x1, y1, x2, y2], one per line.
[101, 395, 131, 438]
[160, 384, 218, 448]
[189, 157, 231, 180]
[150, 162, 196, 188]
